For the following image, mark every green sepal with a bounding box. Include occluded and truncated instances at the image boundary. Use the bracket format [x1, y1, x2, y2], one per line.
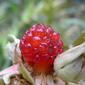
[18, 63, 34, 85]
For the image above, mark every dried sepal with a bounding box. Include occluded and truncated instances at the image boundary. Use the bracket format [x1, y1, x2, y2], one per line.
[6, 34, 22, 64]
[34, 74, 56, 85]
[0, 64, 19, 84]
[0, 78, 4, 85]
[13, 44, 22, 64]
[54, 42, 85, 83]
[46, 75, 56, 85]
[18, 63, 57, 85]
[18, 63, 34, 85]
[9, 74, 30, 85]
[77, 67, 85, 81]
[67, 82, 80, 85]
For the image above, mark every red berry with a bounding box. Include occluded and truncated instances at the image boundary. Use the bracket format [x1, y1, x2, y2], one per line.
[19, 24, 63, 73]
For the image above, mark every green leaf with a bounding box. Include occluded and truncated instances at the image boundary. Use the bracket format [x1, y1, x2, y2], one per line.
[74, 32, 85, 46]
[63, 44, 69, 51]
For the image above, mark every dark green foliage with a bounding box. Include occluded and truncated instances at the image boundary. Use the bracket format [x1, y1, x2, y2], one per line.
[74, 32, 85, 46]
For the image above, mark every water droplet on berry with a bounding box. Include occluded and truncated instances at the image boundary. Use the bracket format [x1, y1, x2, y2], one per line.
[27, 32, 32, 37]
[33, 36, 41, 40]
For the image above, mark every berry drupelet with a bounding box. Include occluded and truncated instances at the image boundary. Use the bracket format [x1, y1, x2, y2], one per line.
[19, 24, 63, 74]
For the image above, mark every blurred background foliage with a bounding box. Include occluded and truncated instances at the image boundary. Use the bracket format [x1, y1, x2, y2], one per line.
[0, 0, 85, 71]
